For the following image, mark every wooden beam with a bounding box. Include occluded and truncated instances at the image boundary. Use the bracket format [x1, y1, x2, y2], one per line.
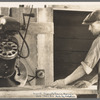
[0, 85, 97, 98]
[36, 8, 54, 85]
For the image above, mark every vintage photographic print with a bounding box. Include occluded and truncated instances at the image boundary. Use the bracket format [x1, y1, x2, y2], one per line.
[0, 2, 100, 98]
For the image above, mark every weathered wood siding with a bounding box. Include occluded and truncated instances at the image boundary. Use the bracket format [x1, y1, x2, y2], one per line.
[54, 10, 98, 81]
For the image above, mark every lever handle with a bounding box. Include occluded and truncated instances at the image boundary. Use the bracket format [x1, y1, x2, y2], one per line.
[23, 13, 35, 17]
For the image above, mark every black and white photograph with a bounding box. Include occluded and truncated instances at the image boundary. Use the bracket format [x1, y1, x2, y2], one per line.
[0, 2, 100, 98]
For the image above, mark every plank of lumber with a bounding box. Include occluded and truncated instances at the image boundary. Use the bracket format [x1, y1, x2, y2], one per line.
[0, 85, 97, 98]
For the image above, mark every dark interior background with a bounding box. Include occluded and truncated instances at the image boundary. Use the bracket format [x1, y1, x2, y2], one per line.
[54, 10, 98, 81]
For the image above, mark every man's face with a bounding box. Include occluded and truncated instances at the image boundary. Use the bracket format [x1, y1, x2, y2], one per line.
[88, 21, 100, 35]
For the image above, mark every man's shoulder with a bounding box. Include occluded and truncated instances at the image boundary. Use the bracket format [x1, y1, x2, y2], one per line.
[93, 36, 100, 44]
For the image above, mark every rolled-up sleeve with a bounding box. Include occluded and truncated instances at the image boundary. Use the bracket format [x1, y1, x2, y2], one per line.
[81, 36, 100, 74]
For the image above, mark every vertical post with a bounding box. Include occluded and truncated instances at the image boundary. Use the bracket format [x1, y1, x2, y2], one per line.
[97, 60, 100, 98]
[36, 8, 54, 85]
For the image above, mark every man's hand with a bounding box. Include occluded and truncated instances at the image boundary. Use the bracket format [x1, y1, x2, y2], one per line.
[50, 79, 66, 88]
[73, 80, 92, 88]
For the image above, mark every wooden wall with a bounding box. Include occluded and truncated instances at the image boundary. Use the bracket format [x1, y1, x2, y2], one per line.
[54, 10, 98, 81]
[0, 7, 54, 86]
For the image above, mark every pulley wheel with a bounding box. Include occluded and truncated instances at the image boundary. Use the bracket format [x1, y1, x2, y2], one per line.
[0, 41, 18, 60]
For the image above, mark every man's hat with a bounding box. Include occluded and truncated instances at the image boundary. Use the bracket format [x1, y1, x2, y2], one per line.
[82, 10, 100, 25]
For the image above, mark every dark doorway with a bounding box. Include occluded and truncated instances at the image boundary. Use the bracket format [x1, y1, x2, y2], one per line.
[53, 10, 96, 81]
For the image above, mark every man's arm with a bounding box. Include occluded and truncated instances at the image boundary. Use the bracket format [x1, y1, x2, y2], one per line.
[50, 65, 86, 88]
[89, 74, 98, 85]
[64, 65, 86, 84]
[73, 74, 98, 88]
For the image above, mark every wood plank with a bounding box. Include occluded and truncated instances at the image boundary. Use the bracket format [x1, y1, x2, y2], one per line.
[54, 38, 93, 51]
[55, 51, 87, 63]
[0, 86, 97, 98]
[54, 10, 90, 26]
[54, 26, 95, 39]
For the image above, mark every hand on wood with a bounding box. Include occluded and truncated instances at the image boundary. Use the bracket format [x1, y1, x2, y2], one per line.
[50, 79, 66, 88]
[73, 80, 92, 88]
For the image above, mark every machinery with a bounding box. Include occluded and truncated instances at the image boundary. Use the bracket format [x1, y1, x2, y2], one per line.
[0, 15, 29, 87]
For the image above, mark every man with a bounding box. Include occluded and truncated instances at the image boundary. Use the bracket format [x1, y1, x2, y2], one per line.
[51, 10, 100, 88]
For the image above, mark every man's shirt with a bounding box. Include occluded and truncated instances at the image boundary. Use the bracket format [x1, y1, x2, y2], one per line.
[81, 35, 100, 74]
